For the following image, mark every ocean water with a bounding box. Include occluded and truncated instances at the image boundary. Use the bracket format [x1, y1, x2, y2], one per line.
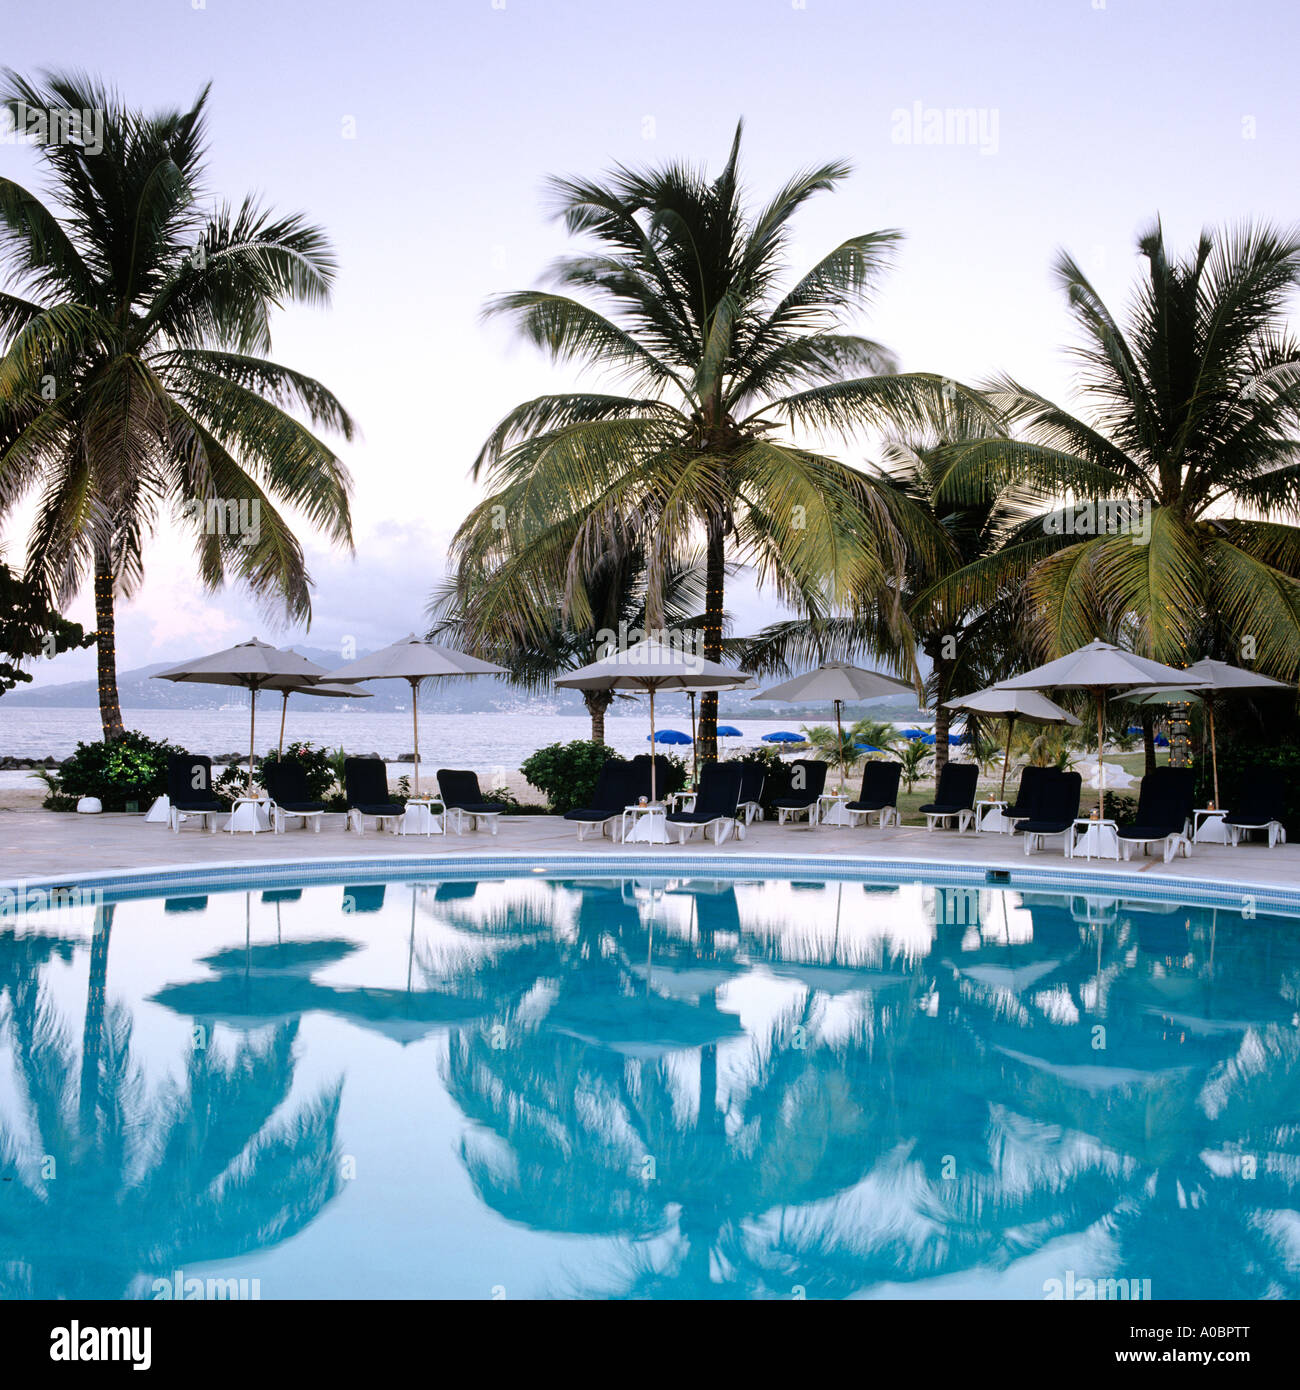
[1, 871, 1295, 1300]
[0, 707, 818, 769]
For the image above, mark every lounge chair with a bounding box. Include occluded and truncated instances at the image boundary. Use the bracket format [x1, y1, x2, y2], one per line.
[1117, 767, 1196, 862]
[666, 763, 745, 844]
[166, 754, 223, 834]
[263, 760, 327, 834]
[844, 761, 902, 828]
[769, 759, 828, 827]
[737, 763, 766, 823]
[1001, 765, 1052, 830]
[919, 762, 979, 832]
[437, 769, 503, 835]
[628, 753, 675, 804]
[564, 759, 633, 841]
[1016, 769, 1082, 855]
[344, 757, 404, 836]
[1225, 770, 1288, 848]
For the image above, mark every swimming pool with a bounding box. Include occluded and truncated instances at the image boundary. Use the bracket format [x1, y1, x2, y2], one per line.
[2, 868, 1298, 1300]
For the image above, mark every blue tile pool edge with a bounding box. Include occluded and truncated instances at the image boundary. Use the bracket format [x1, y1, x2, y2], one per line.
[2, 849, 1297, 917]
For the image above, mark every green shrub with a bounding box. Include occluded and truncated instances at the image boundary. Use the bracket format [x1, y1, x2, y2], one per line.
[1102, 791, 1138, 823]
[56, 730, 187, 811]
[259, 741, 338, 801]
[521, 740, 619, 813]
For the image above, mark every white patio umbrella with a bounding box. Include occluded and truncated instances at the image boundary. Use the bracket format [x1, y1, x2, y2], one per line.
[320, 633, 507, 796]
[752, 660, 915, 791]
[270, 680, 372, 757]
[1119, 658, 1292, 807]
[556, 639, 754, 802]
[998, 641, 1196, 812]
[153, 638, 331, 793]
[944, 686, 1082, 800]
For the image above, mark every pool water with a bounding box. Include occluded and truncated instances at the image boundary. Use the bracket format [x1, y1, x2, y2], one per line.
[2, 874, 1298, 1300]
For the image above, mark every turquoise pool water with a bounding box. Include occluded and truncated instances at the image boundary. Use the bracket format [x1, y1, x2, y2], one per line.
[2, 872, 1298, 1300]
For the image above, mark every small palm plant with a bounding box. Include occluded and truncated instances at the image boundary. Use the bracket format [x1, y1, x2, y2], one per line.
[897, 739, 929, 792]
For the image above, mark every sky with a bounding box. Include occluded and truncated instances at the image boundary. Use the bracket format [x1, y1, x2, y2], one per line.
[3, 0, 1299, 687]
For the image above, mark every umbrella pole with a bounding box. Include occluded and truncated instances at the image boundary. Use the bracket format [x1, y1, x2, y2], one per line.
[1095, 689, 1105, 815]
[689, 691, 698, 786]
[248, 688, 258, 794]
[278, 691, 288, 758]
[1209, 700, 1219, 807]
[410, 678, 420, 797]
[1000, 715, 1015, 801]
[649, 687, 657, 802]
[835, 699, 845, 793]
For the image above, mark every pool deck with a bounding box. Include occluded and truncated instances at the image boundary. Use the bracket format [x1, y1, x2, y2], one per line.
[1, 806, 1295, 900]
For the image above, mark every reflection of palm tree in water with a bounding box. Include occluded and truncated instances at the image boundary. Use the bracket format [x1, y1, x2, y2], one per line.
[944, 901, 1300, 1298]
[442, 882, 1086, 1295]
[0, 901, 344, 1299]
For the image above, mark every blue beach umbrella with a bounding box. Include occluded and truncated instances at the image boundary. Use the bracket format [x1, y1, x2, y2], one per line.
[762, 731, 805, 744]
[855, 743, 881, 753]
[716, 725, 743, 738]
[647, 729, 692, 745]
[919, 733, 937, 745]
[901, 727, 930, 739]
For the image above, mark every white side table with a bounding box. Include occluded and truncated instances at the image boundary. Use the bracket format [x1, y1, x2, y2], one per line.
[1193, 808, 1231, 845]
[817, 793, 852, 827]
[1068, 817, 1119, 860]
[973, 799, 1011, 834]
[622, 803, 669, 844]
[226, 797, 271, 834]
[668, 791, 697, 813]
[399, 799, 445, 836]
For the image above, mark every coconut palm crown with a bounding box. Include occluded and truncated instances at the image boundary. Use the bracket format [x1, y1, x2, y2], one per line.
[920, 220, 1300, 679]
[450, 123, 990, 757]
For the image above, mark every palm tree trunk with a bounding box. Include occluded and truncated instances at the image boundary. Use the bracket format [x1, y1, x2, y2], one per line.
[79, 903, 114, 1133]
[1142, 710, 1157, 777]
[931, 650, 953, 792]
[933, 700, 951, 788]
[697, 518, 727, 764]
[584, 689, 613, 745]
[93, 566, 125, 741]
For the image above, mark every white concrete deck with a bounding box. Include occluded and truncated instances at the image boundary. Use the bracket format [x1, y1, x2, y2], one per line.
[1, 807, 1295, 900]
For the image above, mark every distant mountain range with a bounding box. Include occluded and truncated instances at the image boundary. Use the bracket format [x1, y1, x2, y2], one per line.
[1, 647, 927, 722]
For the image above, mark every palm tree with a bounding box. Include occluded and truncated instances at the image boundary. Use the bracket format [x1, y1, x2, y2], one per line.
[925, 220, 1300, 684]
[740, 429, 1038, 788]
[0, 72, 355, 738]
[450, 123, 991, 760]
[429, 527, 717, 743]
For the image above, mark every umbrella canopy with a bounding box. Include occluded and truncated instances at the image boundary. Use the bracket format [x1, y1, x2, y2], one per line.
[556, 640, 752, 800]
[753, 660, 914, 790]
[154, 638, 333, 791]
[321, 633, 507, 795]
[269, 680, 372, 757]
[901, 727, 930, 739]
[648, 729, 692, 745]
[1119, 658, 1292, 805]
[761, 730, 805, 744]
[716, 725, 743, 738]
[945, 686, 1082, 798]
[996, 641, 1194, 811]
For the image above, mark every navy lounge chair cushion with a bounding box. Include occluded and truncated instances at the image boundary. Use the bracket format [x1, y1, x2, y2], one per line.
[344, 758, 402, 816]
[1004, 765, 1051, 820]
[1117, 768, 1195, 840]
[666, 763, 743, 824]
[437, 769, 503, 814]
[845, 761, 901, 811]
[1223, 769, 1286, 827]
[918, 763, 978, 815]
[263, 761, 326, 813]
[1016, 771, 1082, 834]
[769, 760, 828, 809]
[166, 754, 224, 812]
[564, 760, 632, 821]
